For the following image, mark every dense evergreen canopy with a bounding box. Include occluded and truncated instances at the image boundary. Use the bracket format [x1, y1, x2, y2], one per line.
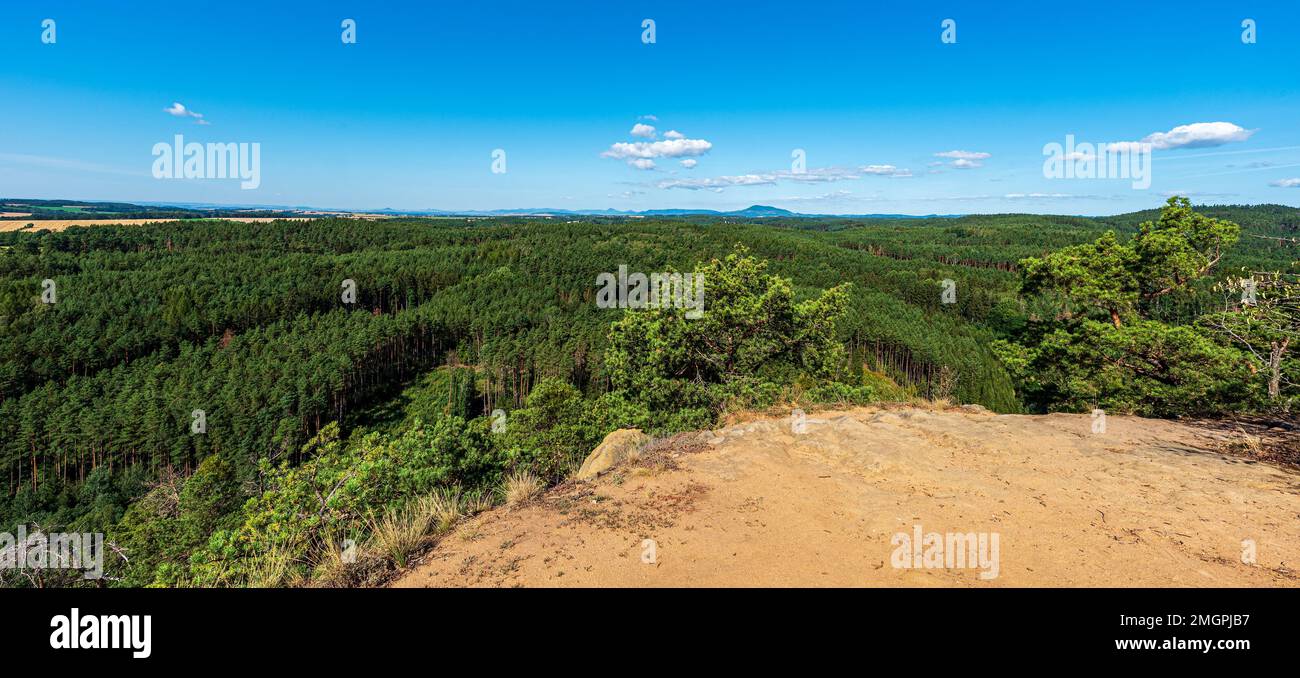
[1, 199, 1294, 586]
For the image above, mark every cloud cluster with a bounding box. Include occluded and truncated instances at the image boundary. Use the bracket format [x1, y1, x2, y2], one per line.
[604, 119, 1259, 194]
[934, 150, 990, 169]
[657, 174, 775, 190]
[1003, 192, 1073, 199]
[858, 165, 911, 177]
[1270, 178, 1300, 188]
[603, 121, 713, 170]
[657, 164, 911, 191]
[1158, 190, 1239, 198]
[630, 123, 656, 139]
[1138, 122, 1255, 150]
[929, 192, 1113, 202]
[934, 150, 991, 160]
[776, 189, 859, 202]
[164, 102, 209, 125]
[1102, 122, 1255, 154]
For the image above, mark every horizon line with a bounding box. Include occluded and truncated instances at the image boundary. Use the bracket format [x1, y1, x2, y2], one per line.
[5, 196, 1296, 221]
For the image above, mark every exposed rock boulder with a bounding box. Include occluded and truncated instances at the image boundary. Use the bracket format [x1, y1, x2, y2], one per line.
[576, 429, 651, 480]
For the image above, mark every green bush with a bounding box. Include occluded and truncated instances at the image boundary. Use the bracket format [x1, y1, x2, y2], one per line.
[183, 416, 501, 586]
[997, 197, 1258, 415]
[603, 246, 854, 422]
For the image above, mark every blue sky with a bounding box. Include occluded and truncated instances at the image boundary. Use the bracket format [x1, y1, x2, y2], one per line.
[1, 0, 1298, 215]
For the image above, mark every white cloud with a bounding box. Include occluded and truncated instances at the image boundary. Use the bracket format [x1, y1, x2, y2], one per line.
[602, 137, 714, 171]
[1270, 177, 1300, 187]
[603, 138, 713, 159]
[1102, 141, 1149, 154]
[638, 114, 658, 122]
[789, 167, 859, 182]
[777, 190, 858, 202]
[1159, 190, 1238, 198]
[859, 164, 911, 176]
[603, 122, 714, 169]
[934, 150, 989, 169]
[783, 165, 911, 182]
[934, 150, 991, 160]
[915, 192, 1113, 202]
[680, 158, 697, 169]
[1102, 122, 1258, 156]
[1138, 122, 1255, 150]
[657, 164, 911, 190]
[657, 174, 778, 190]
[164, 101, 207, 123]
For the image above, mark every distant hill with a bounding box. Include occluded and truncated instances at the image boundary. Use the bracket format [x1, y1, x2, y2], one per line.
[728, 204, 794, 217]
[1, 198, 961, 220]
[4, 198, 1296, 223]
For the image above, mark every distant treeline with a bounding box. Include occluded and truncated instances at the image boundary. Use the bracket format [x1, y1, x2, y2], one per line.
[1, 198, 301, 222]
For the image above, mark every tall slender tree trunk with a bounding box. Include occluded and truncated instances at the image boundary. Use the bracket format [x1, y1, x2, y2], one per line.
[1268, 337, 1289, 400]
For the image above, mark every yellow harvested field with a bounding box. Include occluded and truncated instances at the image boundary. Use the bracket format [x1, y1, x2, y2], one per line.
[0, 216, 314, 232]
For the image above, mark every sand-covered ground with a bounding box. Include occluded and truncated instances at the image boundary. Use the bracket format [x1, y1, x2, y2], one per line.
[394, 406, 1300, 587]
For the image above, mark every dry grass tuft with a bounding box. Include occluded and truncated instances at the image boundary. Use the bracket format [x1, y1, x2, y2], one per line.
[1225, 426, 1266, 458]
[246, 543, 296, 588]
[461, 489, 496, 516]
[501, 469, 544, 506]
[367, 502, 435, 569]
[421, 489, 464, 533]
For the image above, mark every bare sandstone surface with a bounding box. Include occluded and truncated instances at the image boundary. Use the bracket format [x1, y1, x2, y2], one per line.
[394, 406, 1300, 587]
